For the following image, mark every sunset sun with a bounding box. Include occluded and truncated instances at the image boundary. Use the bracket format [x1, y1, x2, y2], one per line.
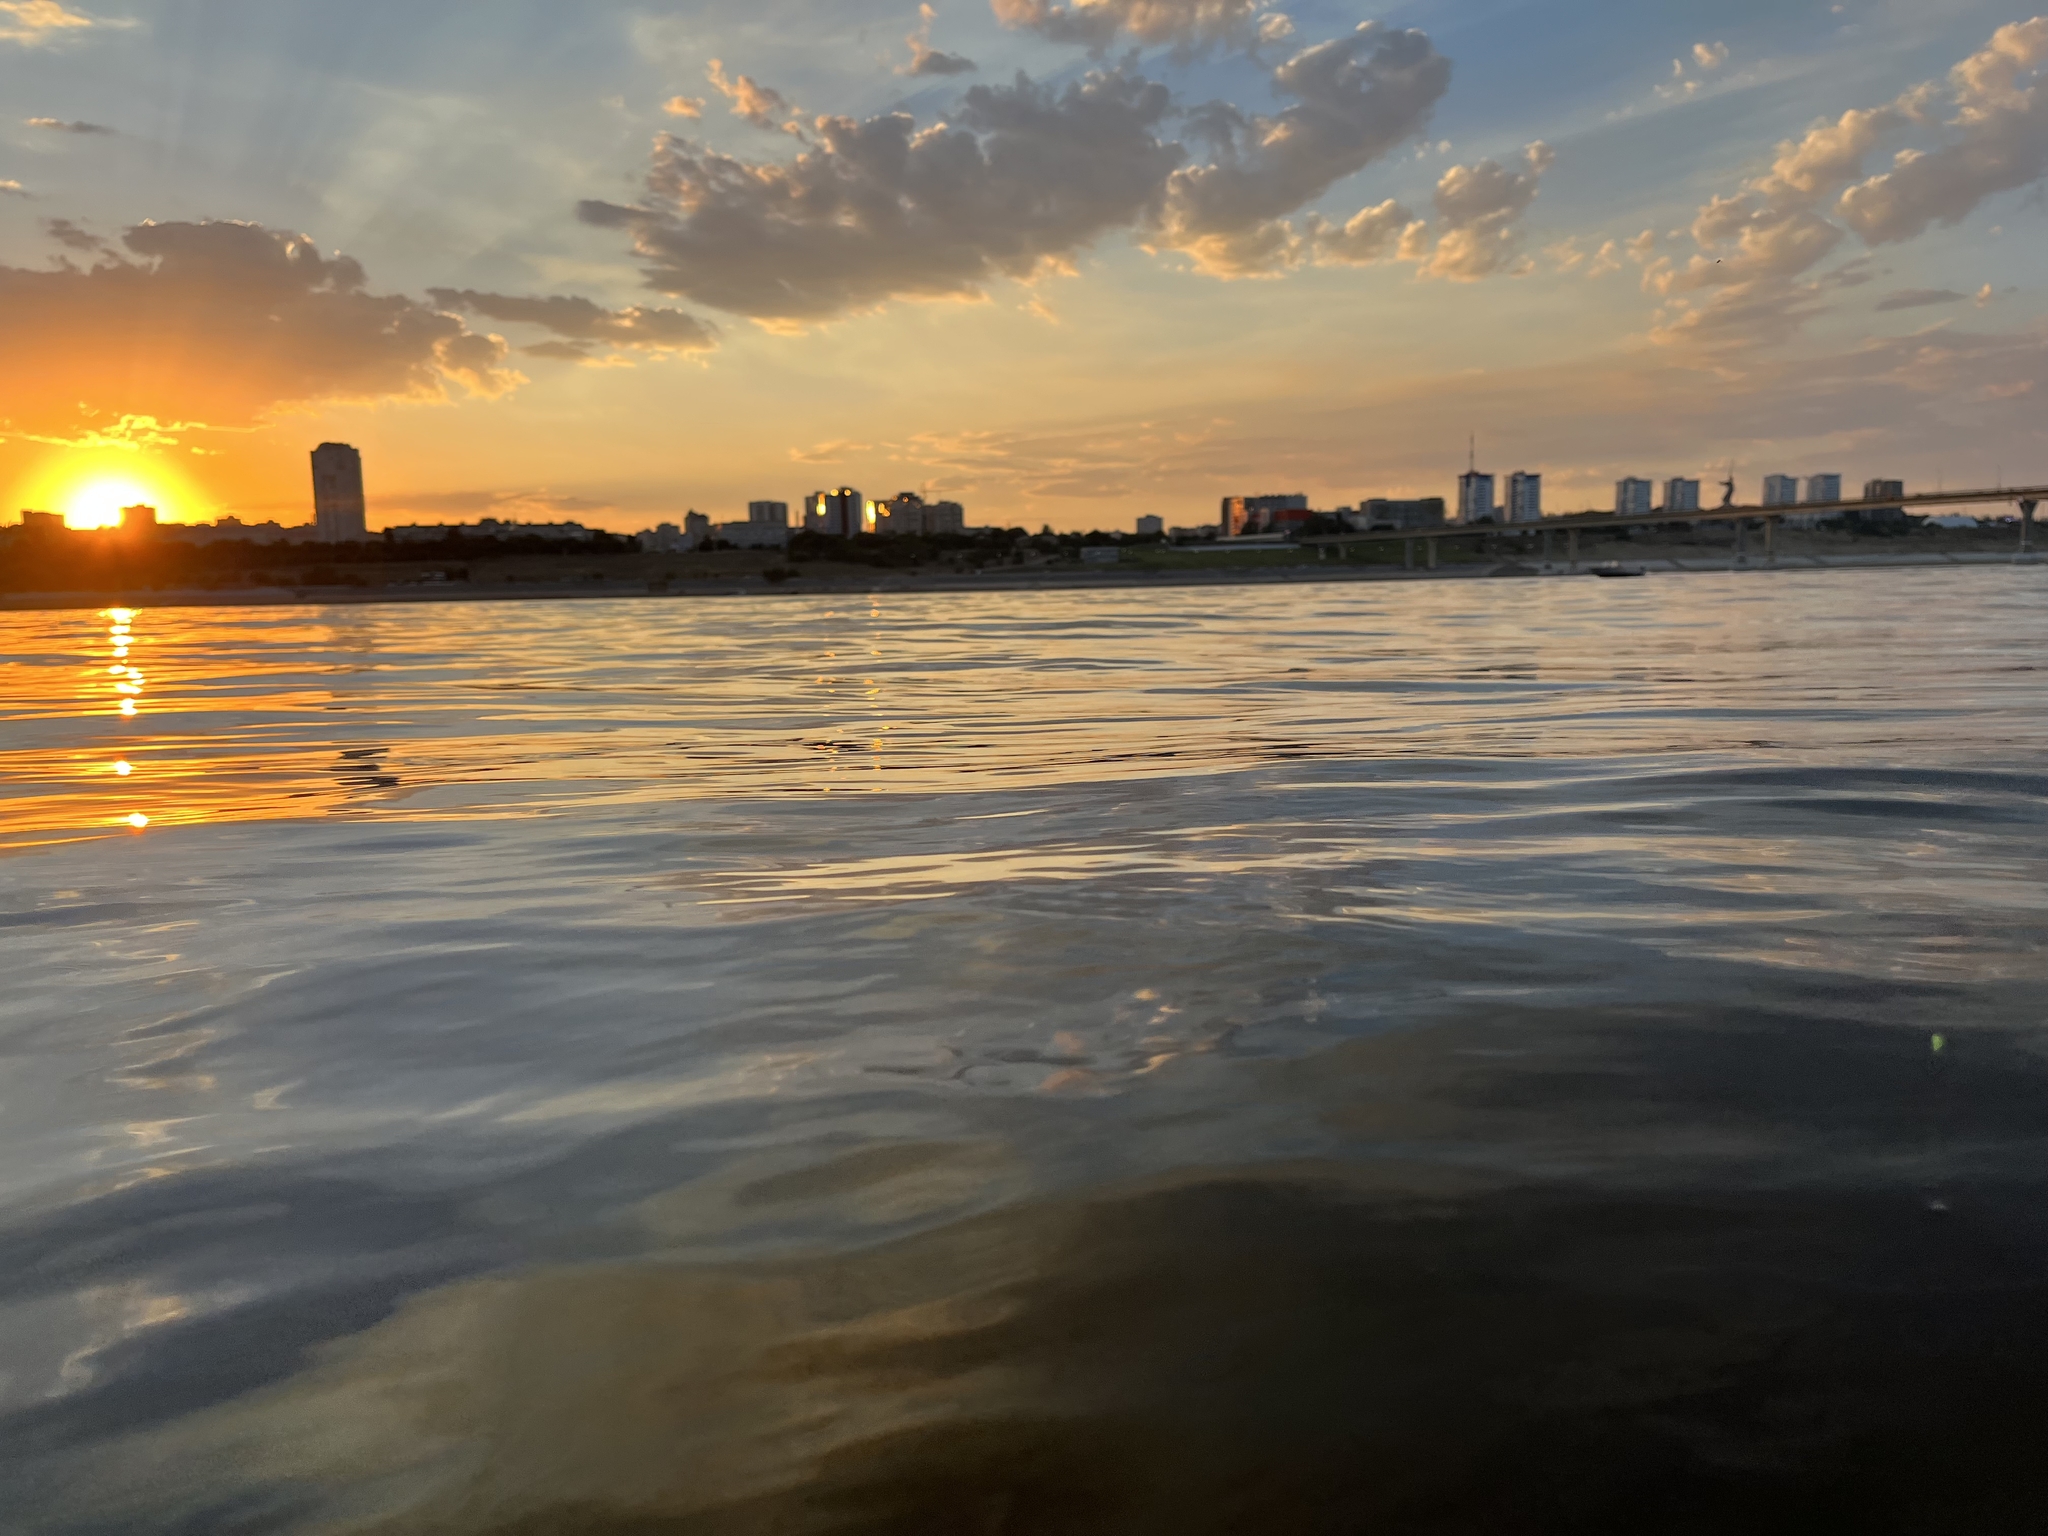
[63, 474, 168, 530]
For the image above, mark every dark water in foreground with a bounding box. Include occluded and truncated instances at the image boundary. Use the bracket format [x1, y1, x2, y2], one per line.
[3, 570, 2047, 1533]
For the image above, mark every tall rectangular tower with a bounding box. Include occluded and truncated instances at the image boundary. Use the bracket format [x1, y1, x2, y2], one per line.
[1506, 472, 1541, 523]
[1458, 472, 1496, 524]
[1615, 478, 1653, 516]
[1663, 478, 1701, 513]
[311, 443, 368, 543]
[1762, 474, 1799, 507]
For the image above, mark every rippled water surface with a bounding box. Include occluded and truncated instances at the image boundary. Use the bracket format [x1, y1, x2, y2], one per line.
[4, 571, 2048, 1533]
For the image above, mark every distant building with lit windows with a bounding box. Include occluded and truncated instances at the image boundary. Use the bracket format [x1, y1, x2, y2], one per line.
[805, 488, 865, 537]
[1220, 494, 1307, 537]
[311, 443, 368, 543]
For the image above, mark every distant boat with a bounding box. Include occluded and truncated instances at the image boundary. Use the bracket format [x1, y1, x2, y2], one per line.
[1590, 562, 1645, 578]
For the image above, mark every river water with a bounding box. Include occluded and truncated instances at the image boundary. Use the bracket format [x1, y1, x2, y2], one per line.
[3, 570, 2047, 1533]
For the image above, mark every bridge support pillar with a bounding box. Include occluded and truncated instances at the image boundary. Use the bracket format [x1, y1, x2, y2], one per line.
[1404, 538, 1414, 570]
[2023, 499, 2037, 555]
[1567, 529, 1579, 571]
[1542, 529, 1552, 567]
[1427, 539, 1438, 571]
[1735, 519, 1749, 566]
[1765, 516, 1777, 564]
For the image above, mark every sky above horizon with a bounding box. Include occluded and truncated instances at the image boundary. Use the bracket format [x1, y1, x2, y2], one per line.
[2, 0, 2045, 532]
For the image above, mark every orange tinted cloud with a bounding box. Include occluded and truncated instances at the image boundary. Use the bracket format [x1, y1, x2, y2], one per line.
[0, 220, 520, 447]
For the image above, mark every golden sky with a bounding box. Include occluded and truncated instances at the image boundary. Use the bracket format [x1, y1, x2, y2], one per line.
[2, 1, 2045, 532]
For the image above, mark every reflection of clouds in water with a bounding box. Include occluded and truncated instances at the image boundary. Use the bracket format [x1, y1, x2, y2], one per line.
[2, 578, 2048, 1530]
[54, 1132, 2048, 1535]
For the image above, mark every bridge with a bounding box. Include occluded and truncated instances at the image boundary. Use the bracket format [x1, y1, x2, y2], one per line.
[1296, 485, 2046, 570]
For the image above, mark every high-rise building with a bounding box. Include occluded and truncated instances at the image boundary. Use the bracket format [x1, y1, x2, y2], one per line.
[1458, 472, 1496, 524]
[748, 500, 789, 528]
[1506, 472, 1542, 523]
[804, 488, 864, 537]
[1762, 474, 1799, 507]
[1853, 478, 1908, 528]
[17, 509, 64, 536]
[1220, 494, 1307, 537]
[1615, 478, 1653, 517]
[1136, 515, 1164, 537]
[311, 443, 368, 543]
[1804, 474, 1842, 504]
[877, 492, 924, 534]
[1663, 478, 1701, 513]
[120, 503, 158, 533]
[875, 492, 966, 535]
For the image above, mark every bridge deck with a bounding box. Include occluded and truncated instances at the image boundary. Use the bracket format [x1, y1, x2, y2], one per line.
[1296, 485, 2047, 547]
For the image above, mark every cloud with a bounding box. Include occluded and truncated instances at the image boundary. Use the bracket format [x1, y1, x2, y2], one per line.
[426, 289, 719, 360]
[1839, 18, 2048, 244]
[989, 0, 1263, 53]
[24, 115, 113, 133]
[1308, 198, 1412, 265]
[0, 220, 520, 447]
[662, 95, 704, 119]
[43, 215, 104, 250]
[581, 62, 1184, 321]
[1153, 23, 1450, 275]
[1874, 286, 1967, 311]
[0, 179, 24, 197]
[706, 58, 797, 132]
[1399, 141, 1555, 281]
[789, 438, 873, 463]
[0, 0, 113, 45]
[901, 5, 977, 76]
[1639, 19, 2048, 353]
[1692, 41, 1729, 71]
[586, 21, 1453, 308]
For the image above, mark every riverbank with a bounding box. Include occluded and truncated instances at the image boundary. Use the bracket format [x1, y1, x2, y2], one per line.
[2, 543, 2039, 612]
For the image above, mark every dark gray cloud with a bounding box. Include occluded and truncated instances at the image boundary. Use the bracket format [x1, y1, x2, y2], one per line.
[580, 64, 1184, 321]
[427, 288, 719, 358]
[1874, 287, 1967, 311]
[1154, 23, 1450, 274]
[42, 215, 105, 250]
[0, 220, 518, 444]
[901, 4, 977, 76]
[25, 115, 112, 133]
[908, 45, 977, 75]
[584, 23, 1450, 312]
